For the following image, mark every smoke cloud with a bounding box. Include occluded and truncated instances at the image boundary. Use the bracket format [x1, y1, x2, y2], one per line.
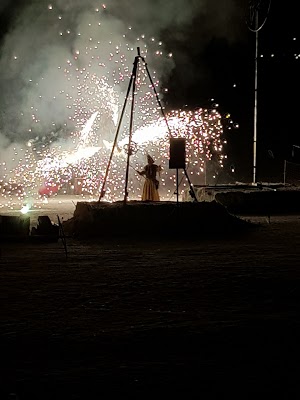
[0, 0, 245, 156]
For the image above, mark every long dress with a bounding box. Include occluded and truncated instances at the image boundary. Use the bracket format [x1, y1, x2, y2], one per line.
[140, 164, 160, 201]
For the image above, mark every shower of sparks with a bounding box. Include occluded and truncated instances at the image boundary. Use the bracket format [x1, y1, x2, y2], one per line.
[0, 107, 225, 203]
[0, 2, 227, 206]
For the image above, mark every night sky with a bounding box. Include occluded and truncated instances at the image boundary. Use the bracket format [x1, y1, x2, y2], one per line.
[0, 0, 299, 183]
[163, 1, 300, 182]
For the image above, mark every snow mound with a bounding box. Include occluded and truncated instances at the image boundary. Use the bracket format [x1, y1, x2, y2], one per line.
[63, 200, 253, 239]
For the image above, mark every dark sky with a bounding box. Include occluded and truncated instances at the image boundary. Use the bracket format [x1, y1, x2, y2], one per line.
[0, 0, 299, 183]
[163, 1, 300, 182]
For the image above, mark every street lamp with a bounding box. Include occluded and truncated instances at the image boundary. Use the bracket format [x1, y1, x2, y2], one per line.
[246, 0, 272, 184]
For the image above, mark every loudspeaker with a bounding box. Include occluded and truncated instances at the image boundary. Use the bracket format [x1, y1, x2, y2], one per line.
[169, 138, 186, 169]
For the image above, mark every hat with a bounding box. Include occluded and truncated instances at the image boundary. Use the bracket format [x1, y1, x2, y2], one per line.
[147, 154, 154, 163]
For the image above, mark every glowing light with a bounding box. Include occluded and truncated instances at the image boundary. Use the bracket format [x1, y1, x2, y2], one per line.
[20, 205, 30, 214]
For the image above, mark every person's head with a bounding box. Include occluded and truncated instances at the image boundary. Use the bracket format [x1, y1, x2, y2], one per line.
[147, 154, 154, 164]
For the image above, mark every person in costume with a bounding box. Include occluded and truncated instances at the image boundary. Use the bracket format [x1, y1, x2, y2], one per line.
[138, 154, 161, 201]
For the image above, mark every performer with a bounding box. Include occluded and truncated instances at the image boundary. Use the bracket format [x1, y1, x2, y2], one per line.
[138, 154, 161, 201]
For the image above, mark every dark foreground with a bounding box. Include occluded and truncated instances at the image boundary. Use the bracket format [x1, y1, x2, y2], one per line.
[1, 216, 300, 399]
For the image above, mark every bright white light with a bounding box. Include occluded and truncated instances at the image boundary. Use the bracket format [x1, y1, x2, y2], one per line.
[20, 205, 30, 214]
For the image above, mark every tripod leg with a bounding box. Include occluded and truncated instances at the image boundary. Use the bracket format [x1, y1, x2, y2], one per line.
[124, 57, 139, 204]
[143, 59, 173, 138]
[143, 56, 198, 203]
[98, 58, 137, 202]
[176, 168, 179, 204]
[183, 168, 198, 202]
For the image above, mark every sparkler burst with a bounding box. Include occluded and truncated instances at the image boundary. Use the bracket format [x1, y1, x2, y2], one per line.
[0, 1, 227, 206]
[1, 106, 225, 203]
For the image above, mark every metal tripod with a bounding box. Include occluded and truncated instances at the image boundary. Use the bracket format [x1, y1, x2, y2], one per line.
[98, 47, 198, 204]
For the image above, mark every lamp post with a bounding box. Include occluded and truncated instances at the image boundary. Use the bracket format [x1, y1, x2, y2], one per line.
[246, 0, 271, 184]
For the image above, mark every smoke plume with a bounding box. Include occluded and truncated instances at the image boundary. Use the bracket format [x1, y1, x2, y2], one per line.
[0, 0, 245, 156]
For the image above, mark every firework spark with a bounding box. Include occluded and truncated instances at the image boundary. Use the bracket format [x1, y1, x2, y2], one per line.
[0, 2, 226, 206]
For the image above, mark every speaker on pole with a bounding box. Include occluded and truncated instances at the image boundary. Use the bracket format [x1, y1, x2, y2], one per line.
[169, 138, 186, 169]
